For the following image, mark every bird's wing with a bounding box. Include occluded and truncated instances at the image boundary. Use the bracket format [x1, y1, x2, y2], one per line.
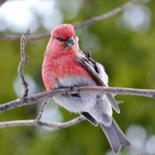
[76, 50, 120, 113]
[80, 112, 98, 126]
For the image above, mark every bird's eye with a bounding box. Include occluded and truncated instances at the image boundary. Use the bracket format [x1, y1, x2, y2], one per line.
[56, 38, 66, 42]
[55, 36, 75, 47]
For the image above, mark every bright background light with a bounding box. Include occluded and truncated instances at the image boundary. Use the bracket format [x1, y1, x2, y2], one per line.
[119, 4, 151, 32]
[0, 0, 62, 32]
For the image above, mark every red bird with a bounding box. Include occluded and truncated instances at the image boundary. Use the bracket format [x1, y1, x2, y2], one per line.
[42, 24, 129, 153]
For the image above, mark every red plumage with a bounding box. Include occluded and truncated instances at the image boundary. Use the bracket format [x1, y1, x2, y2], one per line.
[42, 24, 91, 90]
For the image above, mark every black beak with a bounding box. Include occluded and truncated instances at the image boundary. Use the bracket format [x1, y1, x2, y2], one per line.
[65, 37, 75, 47]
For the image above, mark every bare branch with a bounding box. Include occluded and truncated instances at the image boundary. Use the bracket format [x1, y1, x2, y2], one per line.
[0, 0, 7, 6]
[75, 0, 138, 29]
[0, 86, 155, 113]
[0, 0, 138, 41]
[36, 100, 49, 120]
[0, 33, 50, 41]
[0, 116, 85, 129]
[18, 30, 30, 100]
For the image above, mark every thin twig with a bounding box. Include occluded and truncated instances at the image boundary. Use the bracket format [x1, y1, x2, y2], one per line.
[0, 116, 85, 129]
[18, 30, 30, 100]
[0, 0, 7, 6]
[0, 33, 50, 41]
[0, 0, 138, 41]
[36, 99, 49, 120]
[0, 86, 155, 113]
[75, 0, 138, 29]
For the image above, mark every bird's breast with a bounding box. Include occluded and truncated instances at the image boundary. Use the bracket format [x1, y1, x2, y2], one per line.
[42, 54, 93, 90]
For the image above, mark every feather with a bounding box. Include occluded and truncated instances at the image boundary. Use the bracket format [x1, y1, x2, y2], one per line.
[81, 112, 98, 126]
[77, 50, 120, 113]
[100, 118, 130, 153]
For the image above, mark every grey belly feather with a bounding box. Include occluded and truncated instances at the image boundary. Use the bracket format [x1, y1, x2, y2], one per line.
[53, 76, 112, 126]
[52, 76, 129, 153]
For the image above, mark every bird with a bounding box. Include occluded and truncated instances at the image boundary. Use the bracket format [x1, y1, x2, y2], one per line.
[42, 24, 130, 153]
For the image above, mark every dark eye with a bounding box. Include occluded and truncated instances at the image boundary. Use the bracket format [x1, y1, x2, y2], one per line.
[56, 38, 66, 42]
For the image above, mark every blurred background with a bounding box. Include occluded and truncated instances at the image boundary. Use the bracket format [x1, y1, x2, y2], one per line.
[0, 0, 155, 154]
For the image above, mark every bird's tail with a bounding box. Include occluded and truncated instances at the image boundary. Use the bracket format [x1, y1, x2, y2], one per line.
[100, 118, 130, 153]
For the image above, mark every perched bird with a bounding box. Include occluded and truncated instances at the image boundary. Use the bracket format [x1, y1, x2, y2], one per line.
[42, 24, 130, 153]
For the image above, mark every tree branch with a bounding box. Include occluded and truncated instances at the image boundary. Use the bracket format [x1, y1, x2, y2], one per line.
[36, 100, 48, 121]
[0, 0, 7, 6]
[0, 85, 154, 129]
[0, 86, 155, 113]
[0, 116, 85, 129]
[18, 30, 30, 100]
[0, 0, 138, 41]
[75, 0, 138, 29]
[0, 33, 50, 41]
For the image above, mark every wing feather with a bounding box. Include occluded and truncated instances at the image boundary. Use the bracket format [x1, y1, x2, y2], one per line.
[76, 50, 120, 113]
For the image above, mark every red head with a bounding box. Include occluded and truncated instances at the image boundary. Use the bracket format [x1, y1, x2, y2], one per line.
[52, 24, 75, 40]
[50, 24, 78, 49]
[46, 24, 79, 56]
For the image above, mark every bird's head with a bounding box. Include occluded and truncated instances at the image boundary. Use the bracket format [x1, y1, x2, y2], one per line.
[51, 24, 77, 48]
